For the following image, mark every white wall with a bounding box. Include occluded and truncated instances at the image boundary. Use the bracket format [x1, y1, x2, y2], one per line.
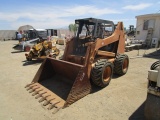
[0, 30, 16, 40]
[57, 29, 74, 38]
[135, 15, 160, 41]
[135, 18, 147, 40]
[154, 17, 160, 38]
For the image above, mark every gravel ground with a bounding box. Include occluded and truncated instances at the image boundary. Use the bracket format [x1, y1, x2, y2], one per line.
[0, 40, 160, 120]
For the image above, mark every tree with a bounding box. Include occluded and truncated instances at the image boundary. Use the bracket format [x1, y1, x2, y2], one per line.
[69, 24, 77, 36]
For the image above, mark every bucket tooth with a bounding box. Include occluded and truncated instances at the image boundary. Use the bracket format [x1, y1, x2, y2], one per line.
[50, 99, 60, 105]
[52, 107, 61, 114]
[54, 101, 65, 109]
[39, 97, 46, 102]
[26, 84, 37, 91]
[28, 83, 37, 88]
[29, 89, 34, 93]
[26, 87, 32, 91]
[48, 104, 55, 110]
[35, 94, 41, 99]
[42, 93, 50, 97]
[35, 88, 43, 92]
[25, 82, 34, 88]
[32, 86, 40, 90]
[39, 94, 51, 102]
[47, 100, 59, 110]
[43, 96, 55, 106]
[39, 90, 47, 94]
[35, 91, 47, 99]
[43, 101, 50, 106]
[32, 91, 38, 96]
[32, 89, 43, 96]
[47, 98, 55, 102]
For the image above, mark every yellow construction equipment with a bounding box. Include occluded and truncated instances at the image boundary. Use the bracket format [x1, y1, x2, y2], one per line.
[25, 40, 60, 61]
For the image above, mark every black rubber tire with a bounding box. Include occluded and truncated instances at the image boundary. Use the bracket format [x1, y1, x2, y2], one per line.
[114, 54, 129, 75]
[91, 59, 113, 87]
[52, 55, 56, 59]
[26, 57, 32, 61]
[26, 52, 33, 61]
[150, 61, 160, 70]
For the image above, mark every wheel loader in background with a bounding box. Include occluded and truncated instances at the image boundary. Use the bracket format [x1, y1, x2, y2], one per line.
[25, 39, 60, 61]
[25, 18, 129, 112]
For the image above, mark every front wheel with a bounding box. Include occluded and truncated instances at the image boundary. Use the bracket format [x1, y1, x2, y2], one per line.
[91, 59, 113, 87]
[26, 52, 33, 61]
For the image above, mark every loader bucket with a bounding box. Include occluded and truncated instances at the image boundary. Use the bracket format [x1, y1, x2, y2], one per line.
[25, 58, 91, 111]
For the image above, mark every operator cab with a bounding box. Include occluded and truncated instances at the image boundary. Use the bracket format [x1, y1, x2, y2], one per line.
[75, 18, 115, 40]
[73, 18, 115, 56]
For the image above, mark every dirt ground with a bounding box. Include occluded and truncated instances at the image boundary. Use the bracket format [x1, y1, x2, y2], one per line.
[0, 40, 160, 120]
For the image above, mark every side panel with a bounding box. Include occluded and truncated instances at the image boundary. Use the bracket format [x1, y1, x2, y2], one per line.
[95, 22, 125, 54]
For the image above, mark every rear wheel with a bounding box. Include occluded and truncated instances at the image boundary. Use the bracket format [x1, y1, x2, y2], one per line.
[114, 54, 129, 75]
[91, 59, 113, 87]
[149, 61, 159, 87]
[150, 60, 159, 70]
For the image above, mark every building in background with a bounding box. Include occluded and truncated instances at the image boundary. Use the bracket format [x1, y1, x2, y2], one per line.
[135, 13, 160, 42]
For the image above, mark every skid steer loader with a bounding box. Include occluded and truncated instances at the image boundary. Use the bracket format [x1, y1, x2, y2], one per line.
[25, 18, 129, 112]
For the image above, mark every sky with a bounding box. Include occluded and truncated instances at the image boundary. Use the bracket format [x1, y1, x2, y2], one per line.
[0, 0, 160, 30]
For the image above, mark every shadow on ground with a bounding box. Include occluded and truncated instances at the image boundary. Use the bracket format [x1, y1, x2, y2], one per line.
[143, 49, 160, 59]
[90, 83, 103, 93]
[90, 74, 121, 93]
[129, 48, 160, 60]
[22, 60, 42, 66]
[129, 101, 145, 120]
[11, 51, 24, 53]
[90, 73, 146, 120]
